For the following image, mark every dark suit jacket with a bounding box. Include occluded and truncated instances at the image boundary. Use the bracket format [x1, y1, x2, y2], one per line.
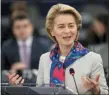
[1, 36, 51, 70]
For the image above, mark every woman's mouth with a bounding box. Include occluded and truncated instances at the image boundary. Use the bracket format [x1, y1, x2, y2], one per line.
[63, 36, 72, 41]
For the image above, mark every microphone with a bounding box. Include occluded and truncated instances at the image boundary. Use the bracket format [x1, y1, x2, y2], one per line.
[69, 68, 79, 94]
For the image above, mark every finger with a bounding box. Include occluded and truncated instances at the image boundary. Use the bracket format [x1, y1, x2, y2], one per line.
[82, 76, 91, 84]
[86, 77, 97, 87]
[84, 83, 94, 90]
[11, 74, 19, 83]
[82, 81, 94, 91]
[7, 73, 16, 80]
[20, 79, 25, 84]
[86, 77, 96, 84]
[13, 74, 19, 80]
[7, 73, 11, 78]
[81, 76, 88, 87]
[95, 74, 100, 82]
[16, 77, 23, 85]
[81, 76, 92, 89]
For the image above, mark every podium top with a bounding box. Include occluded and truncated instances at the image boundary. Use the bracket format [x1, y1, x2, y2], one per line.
[2, 86, 78, 95]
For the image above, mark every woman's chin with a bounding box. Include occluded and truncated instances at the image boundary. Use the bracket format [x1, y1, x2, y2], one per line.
[62, 41, 74, 46]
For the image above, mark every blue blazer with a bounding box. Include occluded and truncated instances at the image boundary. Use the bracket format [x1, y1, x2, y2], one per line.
[1, 36, 50, 70]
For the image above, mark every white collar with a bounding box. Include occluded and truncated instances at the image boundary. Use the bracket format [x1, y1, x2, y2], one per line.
[17, 36, 33, 47]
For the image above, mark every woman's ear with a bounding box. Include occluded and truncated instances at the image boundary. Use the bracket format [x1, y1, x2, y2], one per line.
[51, 31, 55, 36]
[75, 31, 79, 41]
[50, 31, 56, 42]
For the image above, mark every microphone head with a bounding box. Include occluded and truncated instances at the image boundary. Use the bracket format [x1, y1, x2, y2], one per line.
[69, 68, 75, 76]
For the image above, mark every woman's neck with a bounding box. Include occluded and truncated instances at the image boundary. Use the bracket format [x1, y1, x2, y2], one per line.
[59, 42, 74, 56]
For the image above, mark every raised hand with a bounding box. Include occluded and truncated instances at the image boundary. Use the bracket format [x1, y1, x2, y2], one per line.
[7, 73, 24, 86]
[81, 74, 100, 94]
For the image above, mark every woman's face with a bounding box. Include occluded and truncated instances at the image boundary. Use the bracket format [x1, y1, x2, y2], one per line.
[51, 14, 78, 46]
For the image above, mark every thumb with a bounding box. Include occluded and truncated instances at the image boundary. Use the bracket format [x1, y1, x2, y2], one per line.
[95, 74, 100, 82]
[7, 72, 11, 78]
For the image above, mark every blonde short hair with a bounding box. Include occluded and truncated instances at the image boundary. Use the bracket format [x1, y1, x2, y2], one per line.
[46, 3, 82, 41]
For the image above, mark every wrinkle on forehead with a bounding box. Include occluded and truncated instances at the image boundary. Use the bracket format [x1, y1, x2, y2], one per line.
[53, 14, 76, 26]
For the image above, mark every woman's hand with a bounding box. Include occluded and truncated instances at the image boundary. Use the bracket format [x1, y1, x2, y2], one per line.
[7, 73, 24, 86]
[81, 74, 100, 94]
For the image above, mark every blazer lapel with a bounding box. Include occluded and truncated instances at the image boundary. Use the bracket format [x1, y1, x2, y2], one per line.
[44, 56, 52, 85]
[30, 37, 37, 69]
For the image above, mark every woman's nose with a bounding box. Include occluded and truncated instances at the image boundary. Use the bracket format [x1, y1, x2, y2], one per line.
[64, 27, 70, 34]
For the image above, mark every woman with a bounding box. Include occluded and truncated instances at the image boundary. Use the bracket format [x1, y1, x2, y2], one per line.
[8, 3, 108, 94]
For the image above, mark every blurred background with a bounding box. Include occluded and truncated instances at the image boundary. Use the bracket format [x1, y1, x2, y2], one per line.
[1, 0, 109, 86]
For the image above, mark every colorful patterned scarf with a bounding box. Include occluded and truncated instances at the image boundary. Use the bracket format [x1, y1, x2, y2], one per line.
[50, 41, 89, 85]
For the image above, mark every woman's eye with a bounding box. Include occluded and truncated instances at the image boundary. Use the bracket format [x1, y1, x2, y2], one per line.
[69, 25, 74, 28]
[58, 26, 64, 28]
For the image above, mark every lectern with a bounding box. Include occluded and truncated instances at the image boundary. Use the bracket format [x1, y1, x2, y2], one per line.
[2, 84, 77, 95]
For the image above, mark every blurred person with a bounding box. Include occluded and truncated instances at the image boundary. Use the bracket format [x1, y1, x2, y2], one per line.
[1, 1, 27, 45]
[7, 4, 108, 94]
[87, 14, 108, 45]
[95, 14, 109, 86]
[87, 14, 109, 73]
[1, 11, 49, 73]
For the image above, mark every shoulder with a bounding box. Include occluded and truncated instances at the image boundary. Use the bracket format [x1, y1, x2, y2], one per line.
[2, 39, 15, 49]
[78, 51, 102, 68]
[33, 36, 52, 44]
[38, 52, 50, 67]
[86, 51, 102, 60]
[40, 52, 50, 60]
[86, 51, 102, 61]
[84, 51, 103, 66]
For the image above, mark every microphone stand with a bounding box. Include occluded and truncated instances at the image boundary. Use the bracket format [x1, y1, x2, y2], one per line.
[63, 65, 66, 90]
[72, 75, 79, 95]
